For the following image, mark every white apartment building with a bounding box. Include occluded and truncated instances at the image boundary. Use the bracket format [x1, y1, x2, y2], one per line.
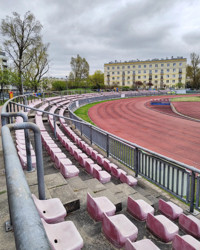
[104, 57, 187, 89]
[0, 51, 8, 70]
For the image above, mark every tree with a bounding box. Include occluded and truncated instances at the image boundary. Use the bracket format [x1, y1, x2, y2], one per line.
[186, 53, 200, 89]
[89, 70, 104, 89]
[1, 11, 43, 94]
[135, 81, 143, 89]
[23, 42, 49, 92]
[146, 82, 153, 89]
[70, 54, 89, 85]
[51, 81, 66, 91]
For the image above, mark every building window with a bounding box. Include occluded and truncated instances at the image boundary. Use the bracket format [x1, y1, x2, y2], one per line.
[172, 80, 175, 83]
[138, 65, 141, 68]
[173, 63, 176, 66]
[144, 65, 146, 68]
[127, 81, 130, 84]
[167, 69, 170, 72]
[155, 70, 158, 73]
[155, 75, 158, 78]
[138, 76, 141, 79]
[173, 74, 175, 78]
[117, 72, 120, 74]
[166, 80, 169, 83]
[128, 66, 130, 69]
[117, 66, 120, 69]
[127, 76, 130, 79]
[144, 76, 146, 79]
[133, 65, 135, 68]
[117, 77, 120, 80]
[144, 70, 146, 73]
[122, 66, 125, 69]
[107, 67, 110, 70]
[138, 70, 141, 74]
[155, 64, 158, 67]
[112, 66, 115, 69]
[112, 77, 115, 80]
[149, 64, 152, 68]
[167, 75, 169, 78]
[161, 64, 164, 67]
[179, 62, 182, 66]
[112, 72, 115, 75]
[127, 71, 130, 74]
[167, 63, 170, 67]
[155, 80, 158, 83]
[149, 70, 152, 73]
[173, 69, 176, 72]
[133, 71, 135, 74]
[161, 69, 164, 73]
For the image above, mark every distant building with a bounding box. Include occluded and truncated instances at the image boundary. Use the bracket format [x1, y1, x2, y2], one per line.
[0, 51, 8, 70]
[104, 57, 187, 89]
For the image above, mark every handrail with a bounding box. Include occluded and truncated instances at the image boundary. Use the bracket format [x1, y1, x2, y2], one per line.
[1, 124, 50, 249]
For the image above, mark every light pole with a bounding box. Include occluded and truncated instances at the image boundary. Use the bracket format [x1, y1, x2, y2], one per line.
[66, 75, 68, 95]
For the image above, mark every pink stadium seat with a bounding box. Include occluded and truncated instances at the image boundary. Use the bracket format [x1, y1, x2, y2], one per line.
[102, 159, 111, 172]
[120, 172, 137, 187]
[179, 213, 200, 238]
[84, 158, 94, 171]
[96, 154, 105, 166]
[91, 150, 99, 161]
[85, 163, 101, 175]
[158, 199, 183, 220]
[18, 152, 36, 169]
[111, 167, 126, 179]
[86, 146, 93, 156]
[69, 145, 78, 156]
[41, 219, 84, 250]
[172, 234, 200, 250]
[102, 213, 138, 248]
[127, 197, 154, 221]
[93, 168, 111, 184]
[60, 164, 80, 178]
[54, 153, 67, 169]
[74, 149, 83, 161]
[78, 153, 89, 167]
[32, 194, 66, 223]
[146, 213, 179, 242]
[50, 147, 62, 161]
[87, 193, 116, 221]
[82, 142, 89, 153]
[110, 163, 118, 175]
[46, 143, 58, 155]
[125, 238, 160, 250]
[65, 141, 74, 151]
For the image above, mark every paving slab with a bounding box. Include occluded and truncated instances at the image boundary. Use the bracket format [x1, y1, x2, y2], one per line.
[129, 192, 154, 206]
[67, 176, 88, 191]
[29, 184, 51, 199]
[44, 172, 67, 189]
[84, 178, 107, 193]
[49, 184, 80, 213]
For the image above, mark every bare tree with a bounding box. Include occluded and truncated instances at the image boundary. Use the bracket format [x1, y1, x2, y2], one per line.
[24, 42, 49, 92]
[1, 11, 42, 93]
[187, 53, 200, 89]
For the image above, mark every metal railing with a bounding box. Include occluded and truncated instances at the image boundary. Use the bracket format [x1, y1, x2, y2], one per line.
[68, 92, 200, 213]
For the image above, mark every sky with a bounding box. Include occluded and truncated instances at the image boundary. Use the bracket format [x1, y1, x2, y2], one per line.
[0, 0, 200, 78]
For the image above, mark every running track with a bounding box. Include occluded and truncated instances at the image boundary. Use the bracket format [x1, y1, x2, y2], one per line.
[88, 96, 200, 169]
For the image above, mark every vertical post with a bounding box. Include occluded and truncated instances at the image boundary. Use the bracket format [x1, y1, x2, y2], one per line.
[106, 133, 109, 157]
[53, 116, 57, 139]
[190, 171, 195, 213]
[90, 125, 92, 144]
[81, 123, 83, 136]
[134, 147, 139, 177]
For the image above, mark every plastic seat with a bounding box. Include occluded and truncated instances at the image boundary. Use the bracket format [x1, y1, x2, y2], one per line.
[158, 199, 183, 220]
[54, 153, 67, 169]
[85, 163, 101, 175]
[102, 159, 111, 172]
[50, 147, 62, 161]
[96, 154, 105, 166]
[146, 213, 179, 242]
[86, 146, 93, 156]
[120, 172, 137, 187]
[91, 150, 98, 161]
[69, 145, 78, 156]
[111, 167, 126, 179]
[93, 168, 111, 184]
[127, 197, 154, 221]
[172, 234, 200, 250]
[87, 193, 116, 221]
[179, 213, 200, 238]
[32, 194, 66, 223]
[61, 164, 80, 178]
[78, 153, 89, 167]
[73, 149, 83, 161]
[125, 238, 160, 250]
[102, 213, 138, 248]
[84, 158, 94, 171]
[41, 219, 84, 250]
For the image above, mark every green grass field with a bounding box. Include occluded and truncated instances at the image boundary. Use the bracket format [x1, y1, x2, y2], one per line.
[171, 96, 200, 102]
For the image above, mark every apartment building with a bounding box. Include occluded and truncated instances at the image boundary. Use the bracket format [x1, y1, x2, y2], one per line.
[0, 51, 8, 70]
[104, 57, 187, 89]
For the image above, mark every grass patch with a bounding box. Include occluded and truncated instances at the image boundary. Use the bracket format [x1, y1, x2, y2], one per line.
[0, 190, 6, 195]
[171, 96, 200, 102]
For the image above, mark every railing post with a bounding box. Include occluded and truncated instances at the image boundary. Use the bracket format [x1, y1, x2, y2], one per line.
[53, 116, 57, 139]
[90, 125, 92, 144]
[190, 171, 195, 213]
[106, 133, 109, 157]
[81, 123, 83, 136]
[134, 147, 139, 177]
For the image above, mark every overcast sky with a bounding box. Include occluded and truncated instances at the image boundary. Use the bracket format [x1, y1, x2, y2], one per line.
[0, 0, 199, 78]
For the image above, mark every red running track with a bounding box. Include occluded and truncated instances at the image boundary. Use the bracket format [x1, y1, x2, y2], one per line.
[88, 96, 200, 169]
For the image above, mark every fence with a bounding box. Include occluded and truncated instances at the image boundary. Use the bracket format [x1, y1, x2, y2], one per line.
[68, 92, 200, 213]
